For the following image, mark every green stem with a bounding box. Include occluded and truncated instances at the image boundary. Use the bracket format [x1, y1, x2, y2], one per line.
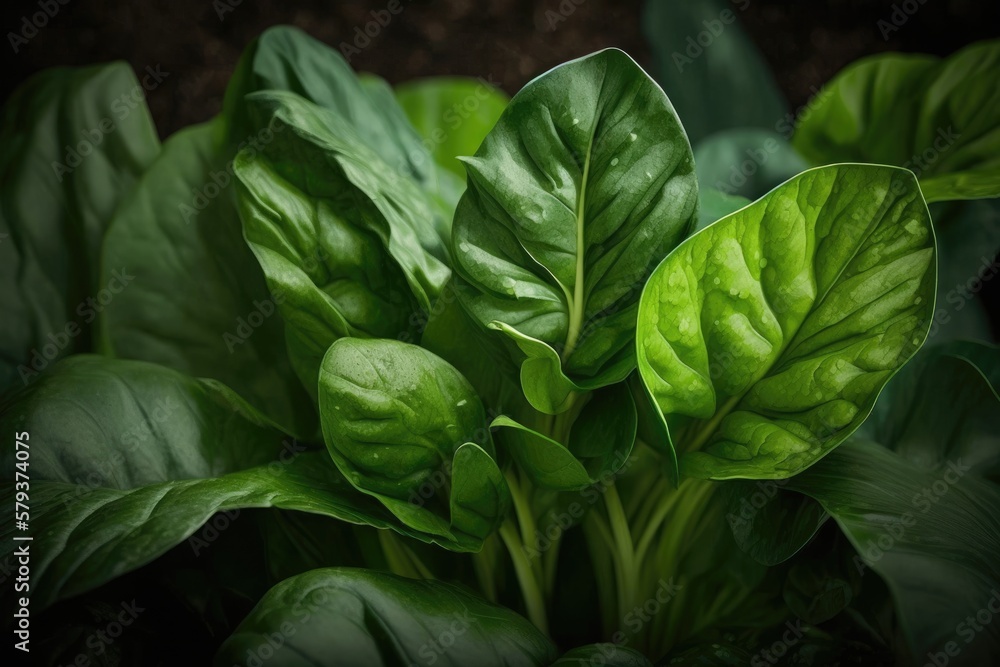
[378, 530, 421, 579]
[500, 521, 549, 635]
[472, 536, 498, 602]
[604, 483, 638, 618]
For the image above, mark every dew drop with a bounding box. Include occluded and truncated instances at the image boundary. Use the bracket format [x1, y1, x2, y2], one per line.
[610, 158, 619, 166]
[713, 277, 721, 285]
[759, 258, 768, 268]
[572, 118, 580, 125]
[914, 296, 922, 305]
[456, 399, 468, 407]
[729, 287, 738, 296]
[629, 132, 637, 141]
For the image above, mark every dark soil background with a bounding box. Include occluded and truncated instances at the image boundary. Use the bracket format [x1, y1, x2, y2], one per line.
[3, 0, 998, 138]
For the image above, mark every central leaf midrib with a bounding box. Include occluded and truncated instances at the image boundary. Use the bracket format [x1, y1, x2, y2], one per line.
[561, 125, 597, 363]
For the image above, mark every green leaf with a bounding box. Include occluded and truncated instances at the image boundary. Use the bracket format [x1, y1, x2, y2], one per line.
[224, 25, 431, 185]
[723, 480, 827, 566]
[234, 90, 452, 394]
[0, 356, 408, 610]
[695, 188, 750, 232]
[636, 164, 936, 479]
[0, 63, 159, 391]
[694, 129, 809, 202]
[788, 440, 1000, 664]
[452, 48, 698, 413]
[100, 118, 315, 437]
[927, 200, 1000, 345]
[552, 644, 652, 666]
[642, 0, 787, 144]
[214, 568, 558, 666]
[785, 349, 1000, 663]
[492, 383, 636, 491]
[395, 76, 509, 180]
[419, 282, 526, 417]
[793, 40, 1000, 203]
[319, 338, 508, 549]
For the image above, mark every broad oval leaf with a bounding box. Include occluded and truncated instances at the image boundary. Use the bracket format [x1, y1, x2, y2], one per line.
[1, 63, 159, 391]
[100, 118, 315, 437]
[319, 338, 508, 549]
[452, 48, 698, 414]
[214, 568, 558, 667]
[0, 356, 411, 610]
[793, 40, 1000, 203]
[637, 164, 936, 479]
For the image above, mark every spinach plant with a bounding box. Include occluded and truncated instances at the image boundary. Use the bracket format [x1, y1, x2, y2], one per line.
[2, 23, 998, 667]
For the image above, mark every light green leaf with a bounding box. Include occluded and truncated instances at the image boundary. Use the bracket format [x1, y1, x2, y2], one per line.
[637, 164, 936, 479]
[319, 338, 508, 550]
[0, 63, 159, 391]
[793, 40, 1000, 203]
[453, 48, 698, 414]
[395, 76, 509, 179]
[214, 568, 558, 667]
[642, 0, 787, 144]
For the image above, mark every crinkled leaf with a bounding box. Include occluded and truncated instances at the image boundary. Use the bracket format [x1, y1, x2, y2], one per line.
[234, 90, 451, 394]
[637, 164, 936, 479]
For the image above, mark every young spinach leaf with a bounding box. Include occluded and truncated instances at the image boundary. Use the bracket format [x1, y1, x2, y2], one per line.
[452, 48, 698, 414]
[637, 164, 936, 479]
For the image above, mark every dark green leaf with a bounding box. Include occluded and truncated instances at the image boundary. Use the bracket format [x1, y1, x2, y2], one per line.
[0, 63, 159, 391]
[642, 0, 786, 144]
[213, 568, 558, 667]
[452, 48, 698, 413]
